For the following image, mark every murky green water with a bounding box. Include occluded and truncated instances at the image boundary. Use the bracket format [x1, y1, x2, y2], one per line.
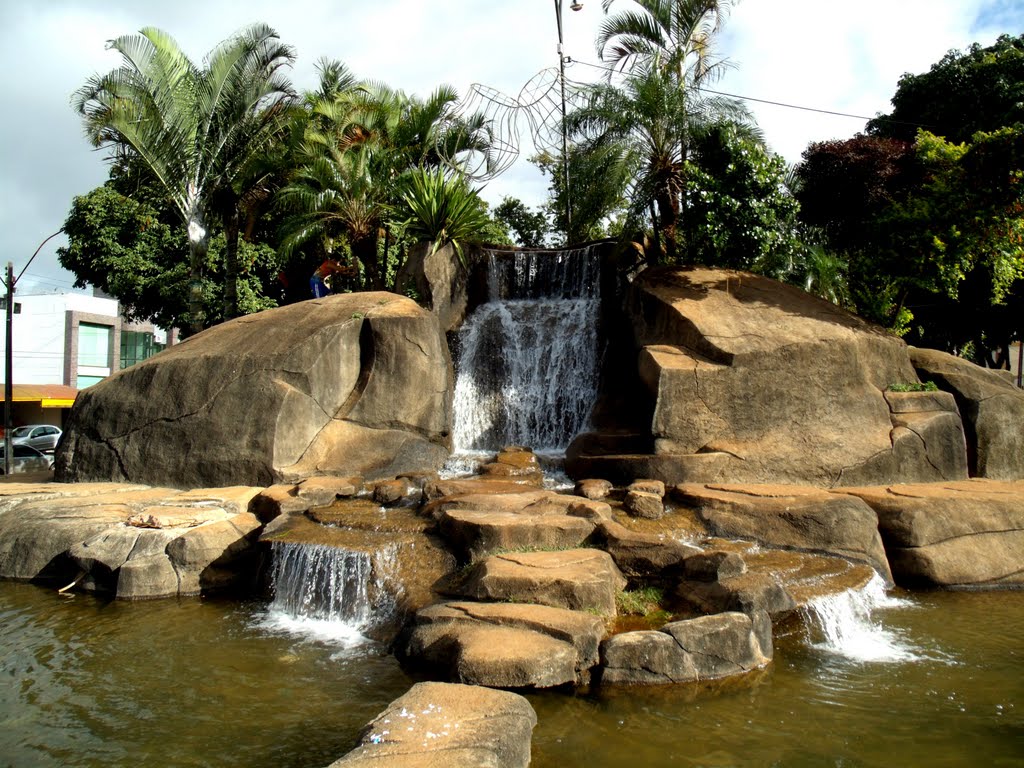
[1, 583, 1022, 767]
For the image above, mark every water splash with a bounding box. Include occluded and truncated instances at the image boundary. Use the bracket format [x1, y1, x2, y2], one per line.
[802, 575, 920, 663]
[451, 247, 601, 454]
[263, 542, 398, 644]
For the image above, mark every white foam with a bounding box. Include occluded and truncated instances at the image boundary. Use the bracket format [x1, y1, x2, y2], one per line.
[803, 574, 921, 663]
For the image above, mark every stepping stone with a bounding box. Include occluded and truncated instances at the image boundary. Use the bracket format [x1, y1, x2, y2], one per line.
[600, 611, 772, 686]
[439, 509, 596, 561]
[596, 519, 700, 583]
[331, 681, 536, 768]
[402, 601, 605, 688]
[447, 549, 627, 616]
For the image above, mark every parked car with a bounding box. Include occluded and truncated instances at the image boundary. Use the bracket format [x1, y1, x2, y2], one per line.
[0, 444, 54, 474]
[10, 425, 62, 453]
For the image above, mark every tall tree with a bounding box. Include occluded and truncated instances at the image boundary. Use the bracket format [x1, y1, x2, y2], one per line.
[868, 34, 1024, 144]
[73, 24, 296, 333]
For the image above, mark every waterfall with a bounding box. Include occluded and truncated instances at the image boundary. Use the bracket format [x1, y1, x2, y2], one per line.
[264, 542, 398, 642]
[451, 246, 601, 455]
[802, 575, 919, 663]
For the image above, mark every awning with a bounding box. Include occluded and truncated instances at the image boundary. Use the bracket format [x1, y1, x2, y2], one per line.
[8, 384, 79, 409]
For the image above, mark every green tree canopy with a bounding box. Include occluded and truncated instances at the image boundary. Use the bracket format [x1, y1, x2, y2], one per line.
[73, 24, 296, 332]
[868, 34, 1024, 144]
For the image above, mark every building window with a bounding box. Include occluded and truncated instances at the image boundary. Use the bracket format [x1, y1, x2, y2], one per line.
[76, 375, 105, 389]
[78, 323, 112, 368]
[120, 330, 165, 369]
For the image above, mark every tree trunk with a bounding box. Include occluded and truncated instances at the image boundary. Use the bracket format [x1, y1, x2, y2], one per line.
[654, 186, 679, 265]
[223, 206, 241, 321]
[186, 209, 209, 336]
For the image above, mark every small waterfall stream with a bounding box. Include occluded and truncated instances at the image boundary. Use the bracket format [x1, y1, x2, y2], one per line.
[265, 541, 398, 642]
[802, 575, 919, 663]
[451, 246, 602, 456]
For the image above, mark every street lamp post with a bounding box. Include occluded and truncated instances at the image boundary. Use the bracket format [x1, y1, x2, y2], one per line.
[4, 230, 63, 474]
[554, 0, 583, 244]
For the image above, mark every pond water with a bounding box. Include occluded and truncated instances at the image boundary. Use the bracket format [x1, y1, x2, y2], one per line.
[1, 582, 1022, 768]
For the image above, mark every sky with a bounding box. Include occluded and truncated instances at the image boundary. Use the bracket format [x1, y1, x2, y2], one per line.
[2, 0, 1021, 295]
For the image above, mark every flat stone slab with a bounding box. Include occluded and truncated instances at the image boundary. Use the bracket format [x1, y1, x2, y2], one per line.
[835, 479, 1024, 587]
[0, 483, 264, 599]
[447, 549, 627, 616]
[674, 540, 876, 618]
[330, 681, 537, 767]
[596, 519, 701, 583]
[600, 611, 772, 685]
[424, 488, 611, 523]
[675, 483, 893, 583]
[439, 510, 596, 561]
[402, 601, 605, 687]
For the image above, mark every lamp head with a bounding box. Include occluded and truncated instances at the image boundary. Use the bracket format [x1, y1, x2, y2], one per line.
[571, 2, 583, 10]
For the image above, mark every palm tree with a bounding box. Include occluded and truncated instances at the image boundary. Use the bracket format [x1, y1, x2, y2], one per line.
[598, 0, 736, 82]
[278, 63, 494, 289]
[570, 0, 748, 262]
[74, 24, 296, 332]
[569, 61, 753, 262]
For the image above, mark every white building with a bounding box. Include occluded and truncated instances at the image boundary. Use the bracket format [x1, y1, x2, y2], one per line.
[0, 290, 175, 427]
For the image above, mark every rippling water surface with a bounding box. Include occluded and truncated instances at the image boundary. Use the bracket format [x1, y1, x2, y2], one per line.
[1, 583, 1022, 767]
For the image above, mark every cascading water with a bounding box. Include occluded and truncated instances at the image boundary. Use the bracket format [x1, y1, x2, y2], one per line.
[450, 246, 601, 457]
[264, 541, 398, 643]
[802, 574, 920, 663]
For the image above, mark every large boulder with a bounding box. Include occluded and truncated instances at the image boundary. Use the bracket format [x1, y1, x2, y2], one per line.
[569, 268, 969, 486]
[836, 480, 1024, 588]
[0, 483, 263, 598]
[331, 681, 537, 768]
[909, 347, 1024, 479]
[55, 293, 453, 488]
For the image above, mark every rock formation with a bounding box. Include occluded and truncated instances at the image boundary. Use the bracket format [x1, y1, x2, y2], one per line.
[55, 293, 453, 489]
[910, 347, 1024, 480]
[569, 267, 974, 486]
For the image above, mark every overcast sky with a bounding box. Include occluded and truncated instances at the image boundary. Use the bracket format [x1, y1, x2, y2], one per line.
[3, 0, 1020, 294]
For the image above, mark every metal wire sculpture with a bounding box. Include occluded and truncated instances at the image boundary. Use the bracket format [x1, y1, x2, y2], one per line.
[437, 66, 585, 183]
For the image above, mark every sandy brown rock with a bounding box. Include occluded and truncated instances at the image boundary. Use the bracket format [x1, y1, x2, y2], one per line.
[447, 549, 627, 616]
[596, 519, 700, 583]
[623, 489, 664, 519]
[575, 478, 613, 500]
[600, 611, 772, 685]
[910, 347, 1024, 480]
[0, 485, 265, 598]
[571, 267, 969, 486]
[835, 479, 1024, 587]
[675, 483, 893, 583]
[402, 601, 605, 687]
[55, 293, 452, 488]
[438, 510, 596, 561]
[331, 681, 537, 768]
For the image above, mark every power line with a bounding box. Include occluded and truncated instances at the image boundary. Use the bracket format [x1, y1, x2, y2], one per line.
[567, 57, 930, 128]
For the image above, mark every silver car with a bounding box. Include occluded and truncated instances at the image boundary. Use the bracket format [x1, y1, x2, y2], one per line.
[0, 444, 54, 474]
[10, 425, 62, 453]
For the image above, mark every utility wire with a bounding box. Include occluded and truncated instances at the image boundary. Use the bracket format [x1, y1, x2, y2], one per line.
[566, 57, 931, 128]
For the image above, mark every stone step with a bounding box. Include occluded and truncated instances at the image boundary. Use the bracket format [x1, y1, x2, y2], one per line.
[600, 611, 773, 686]
[438, 510, 596, 561]
[402, 601, 605, 688]
[445, 549, 627, 617]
